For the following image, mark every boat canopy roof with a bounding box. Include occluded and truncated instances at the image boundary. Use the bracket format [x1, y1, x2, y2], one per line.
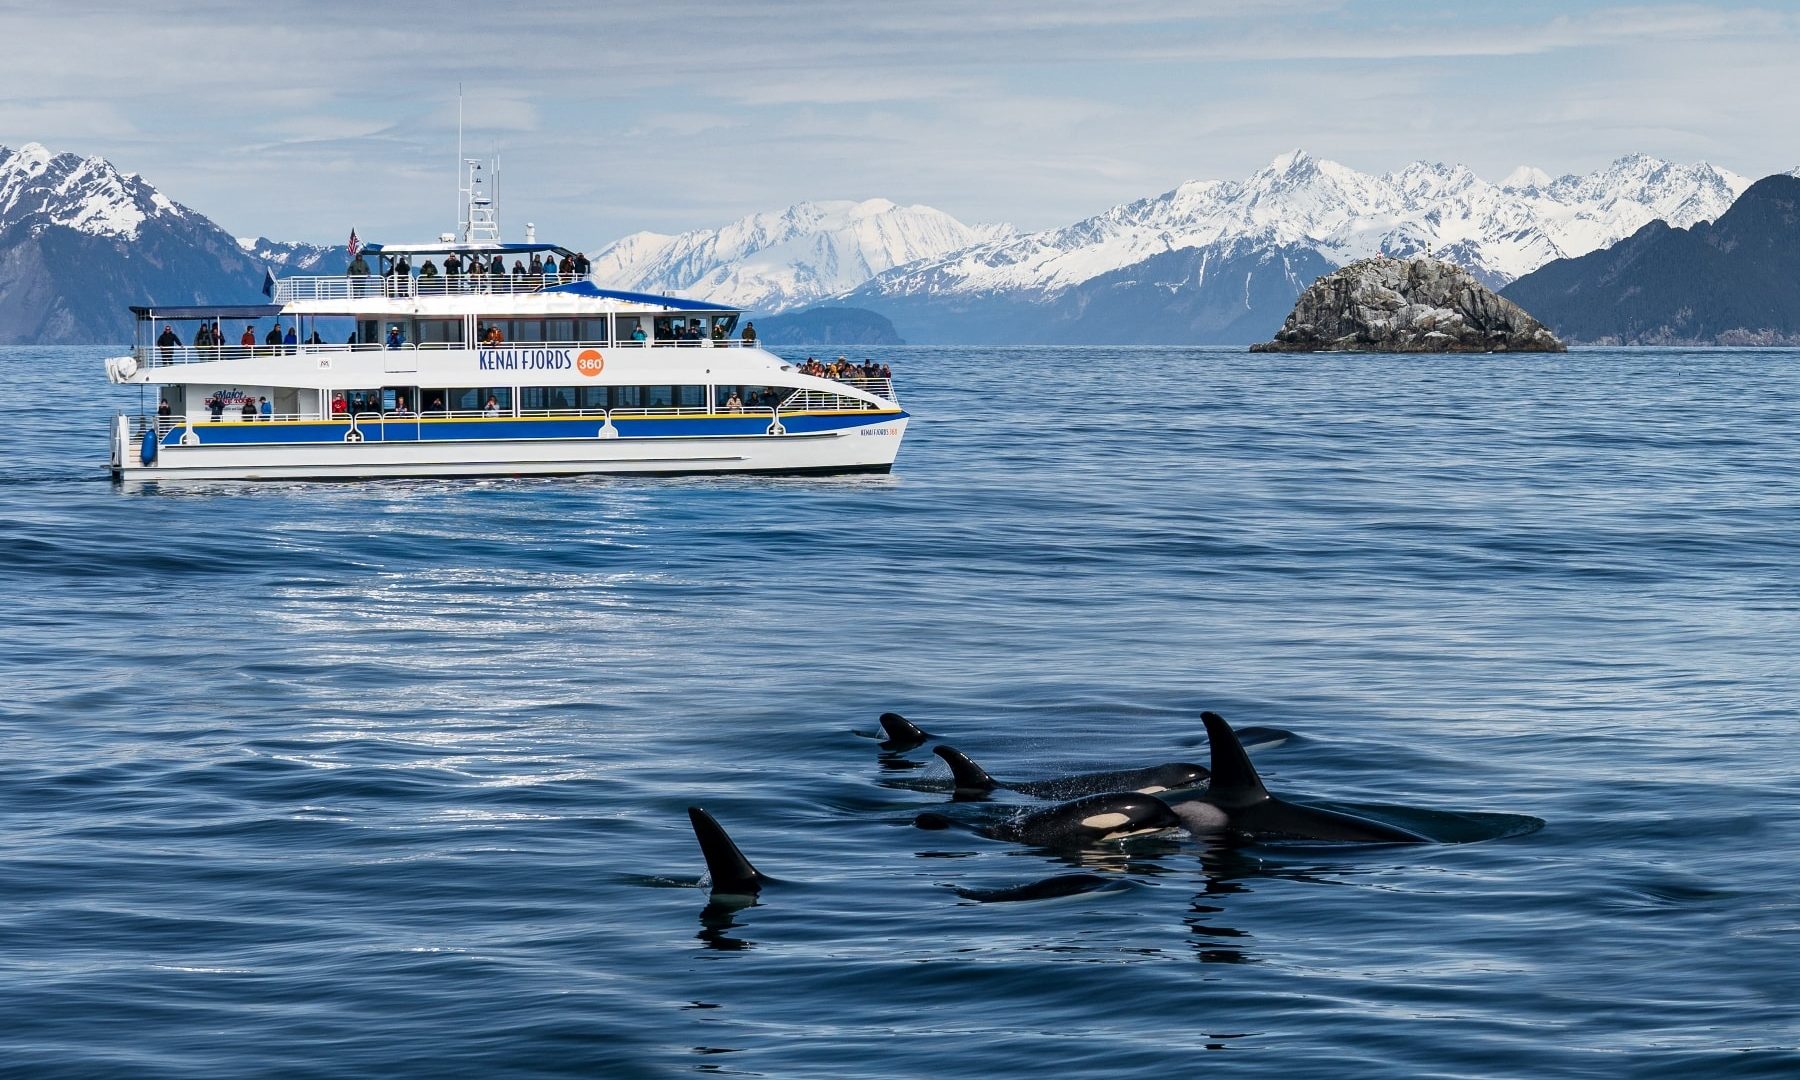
[542, 280, 738, 312]
[130, 304, 285, 321]
[363, 241, 575, 258]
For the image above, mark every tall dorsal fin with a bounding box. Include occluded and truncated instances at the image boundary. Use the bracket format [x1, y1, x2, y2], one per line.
[878, 712, 931, 750]
[1200, 712, 1269, 806]
[687, 807, 764, 896]
[933, 745, 999, 793]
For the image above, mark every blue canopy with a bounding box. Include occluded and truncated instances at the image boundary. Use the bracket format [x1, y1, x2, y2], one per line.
[542, 280, 739, 312]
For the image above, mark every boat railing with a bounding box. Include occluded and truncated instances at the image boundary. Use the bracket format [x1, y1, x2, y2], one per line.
[834, 377, 898, 404]
[132, 336, 764, 368]
[780, 385, 898, 412]
[275, 273, 587, 302]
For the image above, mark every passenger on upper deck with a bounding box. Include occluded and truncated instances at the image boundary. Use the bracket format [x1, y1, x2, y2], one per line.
[490, 254, 505, 276]
[332, 393, 347, 416]
[543, 255, 559, 282]
[241, 325, 256, 347]
[513, 259, 526, 277]
[445, 253, 463, 277]
[386, 325, 404, 349]
[348, 252, 370, 276]
[419, 259, 439, 281]
[741, 321, 757, 347]
[265, 324, 283, 350]
[528, 253, 543, 276]
[483, 396, 500, 417]
[240, 397, 256, 421]
[571, 252, 590, 276]
[308, 329, 324, 345]
[284, 326, 297, 349]
[485, 325, 503, 344]
[157, 324, 180, 361]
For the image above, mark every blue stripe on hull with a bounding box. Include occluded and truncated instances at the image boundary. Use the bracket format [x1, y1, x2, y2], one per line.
[166, 412, 907, 446]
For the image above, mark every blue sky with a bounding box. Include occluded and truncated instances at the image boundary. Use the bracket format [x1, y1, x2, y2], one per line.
[3, 0, 1795, 247]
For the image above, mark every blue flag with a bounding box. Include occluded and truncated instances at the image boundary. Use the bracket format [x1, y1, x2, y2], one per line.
[261, 267, 277, 298]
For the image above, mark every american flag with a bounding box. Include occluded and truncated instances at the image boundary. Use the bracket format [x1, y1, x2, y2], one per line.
[347, 228, 360, 259]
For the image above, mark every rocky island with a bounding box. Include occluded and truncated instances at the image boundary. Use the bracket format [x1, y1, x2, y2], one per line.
[1251, 256, 1566, 353]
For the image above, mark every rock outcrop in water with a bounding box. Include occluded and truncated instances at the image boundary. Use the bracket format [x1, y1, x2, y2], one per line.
[1250, 256, 1566, 353]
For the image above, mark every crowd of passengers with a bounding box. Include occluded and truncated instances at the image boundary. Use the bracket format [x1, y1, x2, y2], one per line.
[345, 250, 592, 287]
[798, 356, 891, 380]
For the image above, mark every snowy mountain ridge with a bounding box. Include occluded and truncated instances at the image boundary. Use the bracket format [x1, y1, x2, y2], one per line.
[587, 197, 1011, 313]
[0, 142, 195, 240]
[854, 150, 1753, 305]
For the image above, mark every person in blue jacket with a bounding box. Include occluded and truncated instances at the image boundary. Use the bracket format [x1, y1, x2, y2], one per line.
[386, 325, 404, 349]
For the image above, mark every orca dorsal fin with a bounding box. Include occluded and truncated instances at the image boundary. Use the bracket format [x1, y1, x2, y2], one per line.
[878, 712, 931, 750]
[1200, 712, 1270, 806]
[687, 807, 765, 896]
[933, 745, 1000, 793]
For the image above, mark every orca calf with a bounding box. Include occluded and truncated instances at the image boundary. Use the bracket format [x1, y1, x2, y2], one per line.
[1166, 713, 1431, 844]
[687, 807, 771, 900]
[917, 790, 1183, 847]
[952, 873, 1127, 904]
[932, 744, 1209, 800]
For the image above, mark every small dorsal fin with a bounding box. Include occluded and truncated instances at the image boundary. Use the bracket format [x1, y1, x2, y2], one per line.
[933, 745, 1000, 792]
[878, 712, 931, 750]
[1200, 712, 1269, 805]
[687, 807, 764, 896]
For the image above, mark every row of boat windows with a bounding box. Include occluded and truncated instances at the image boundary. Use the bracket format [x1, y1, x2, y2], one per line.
[365, 314, 738, 345]
[334, 385, 796, 413]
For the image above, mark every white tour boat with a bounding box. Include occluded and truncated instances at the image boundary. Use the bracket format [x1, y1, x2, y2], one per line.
[105, 162, 907, 481]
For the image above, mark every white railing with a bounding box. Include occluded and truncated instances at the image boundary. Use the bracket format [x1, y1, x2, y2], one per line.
[275, 273, 583, 302]
[836, 376, 898, 404]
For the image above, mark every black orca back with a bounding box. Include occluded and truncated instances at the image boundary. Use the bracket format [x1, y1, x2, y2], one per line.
[687, 807, 766, 896]
[933, 745, 999, 793]
[1201, 711, 1270, 808]
[878, 712, 932, 751]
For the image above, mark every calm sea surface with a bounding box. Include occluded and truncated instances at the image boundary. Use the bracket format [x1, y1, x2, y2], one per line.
[1, 345, 1797, 1078]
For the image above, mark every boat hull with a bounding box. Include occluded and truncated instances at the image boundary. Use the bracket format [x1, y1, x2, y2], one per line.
[112, 415, 908, 482]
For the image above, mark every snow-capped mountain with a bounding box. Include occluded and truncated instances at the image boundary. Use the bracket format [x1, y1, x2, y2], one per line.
[856, 150, 1749, 304]
[238, 236, 349, 272]
[588, 198, 1010, 313]
[836, 150, 1751, 344]
[0, 142, 266, 344]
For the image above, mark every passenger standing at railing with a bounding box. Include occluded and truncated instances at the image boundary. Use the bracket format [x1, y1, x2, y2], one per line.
[544, 254, 559, 283]
[241, 325, 256, 348]
[347, 252, 370, 276]
[194, 322, 212, 350]
[741, 321, 757, 348]
[489, 254, 505, 276]
[259, 396, 273, 421]
[631, 325, 647, 344]
[571, 252, 590, 277]
[157, 324, 179, 362]
[265, 324, 284, 353]
[332, 393, 347, 417]
[308, 329, 324, 345]
[208, 395, 225, 421]
[284, 325, 297, 351]
[240, 398, 257, 421]
[483, 396, 500, 417]
[419, 260, 438, 291]
[386, 325, 404, 349]
[528, 253, 543, 278]
[212, 319, 224, 354]
[158, 398, 172, 419]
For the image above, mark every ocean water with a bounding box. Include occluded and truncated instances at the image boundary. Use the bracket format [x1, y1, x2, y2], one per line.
[1, 344, 1796, 1079]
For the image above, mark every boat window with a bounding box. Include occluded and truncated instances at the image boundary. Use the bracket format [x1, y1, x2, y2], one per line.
[577, 386, 609, 409]
[673, 385, 705, 408]
[579, 318, 609, 345]
[717, 385, 785, 410]
[344, 389, 383, 415]
[416, 319, 464, 344]
[447, 387, 511, 413]
[617, 317, 644, 344]
[546, 319, 576, 344]
[611, 386, 643, 409]
[519, 386, 579, 413]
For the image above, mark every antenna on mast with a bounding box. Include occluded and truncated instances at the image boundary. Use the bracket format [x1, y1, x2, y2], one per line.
[456, 84, 464, 237]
